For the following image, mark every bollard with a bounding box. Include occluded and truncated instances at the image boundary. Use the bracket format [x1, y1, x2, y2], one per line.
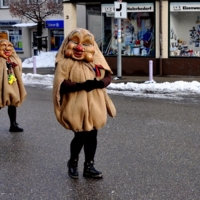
[33, 56, 37, 74]
[144, 60, 155, 84]
[149, 60, 153, 81]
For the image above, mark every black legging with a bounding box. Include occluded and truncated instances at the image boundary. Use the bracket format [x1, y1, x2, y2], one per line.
[8, 106, 16, 125]
[70, 130, 97, 162]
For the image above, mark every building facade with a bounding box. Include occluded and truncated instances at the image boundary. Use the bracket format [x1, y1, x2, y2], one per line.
[1, 0, 200, 76]
[63, 0, 200, 76]
[0, 0, 64, 59]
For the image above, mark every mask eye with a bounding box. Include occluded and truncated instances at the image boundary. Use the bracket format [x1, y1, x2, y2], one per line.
[69, 34, 80, 45]
[82, 43, 92, 46]
[0, 44, 6, 48]
[82, 40, 93, 47]
[71, 40, 78, 44]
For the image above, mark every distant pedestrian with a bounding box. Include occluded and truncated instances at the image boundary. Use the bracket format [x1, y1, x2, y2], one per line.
[53, 28, 116, 179]
[0, 39, 27, 132]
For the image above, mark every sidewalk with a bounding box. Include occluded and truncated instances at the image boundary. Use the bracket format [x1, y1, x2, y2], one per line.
[23, 67, 200, 83]
[111, 75, 200, 83]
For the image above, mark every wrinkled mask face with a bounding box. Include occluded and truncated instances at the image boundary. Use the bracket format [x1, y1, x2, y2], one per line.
[64, 29, 95, 62]
[0, 40, 14, 59]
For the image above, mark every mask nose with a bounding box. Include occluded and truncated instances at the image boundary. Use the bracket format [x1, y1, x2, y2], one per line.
[5, 45, 11, 50]
[75, 44, 84, 52]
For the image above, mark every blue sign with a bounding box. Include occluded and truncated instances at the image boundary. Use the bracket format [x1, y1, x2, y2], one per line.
[45, 20, 64, 29]
[0, 20, 20, 27]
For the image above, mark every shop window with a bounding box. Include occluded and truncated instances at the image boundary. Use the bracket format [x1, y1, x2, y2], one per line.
[101, 3, 155, 57]
[50, 30, 64, 51]
[8, 29, 23, 52]
[170, 2, 200, 57]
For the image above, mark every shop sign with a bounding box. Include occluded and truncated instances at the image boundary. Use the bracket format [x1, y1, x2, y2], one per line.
[106, 13, 114, 17]
[102, 4, 115, 13]
[45, 20, 64, 29]
[0, 20, 20, 27]
[0, 30, 9, 40]
[114, 2, 127, 19]
[102, 3, 154, 13]
[170, 2, 200, 12]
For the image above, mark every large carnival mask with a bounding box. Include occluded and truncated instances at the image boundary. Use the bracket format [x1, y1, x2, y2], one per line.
[64, 29, 95, 62]
[0, 40, 14, 59]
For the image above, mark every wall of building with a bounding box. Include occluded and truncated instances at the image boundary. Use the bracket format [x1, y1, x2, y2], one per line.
[162, 1, 168, 59]
[155, 1, 160, 59]
[63, 3, 77, 37]
[0, 6, 63, 59]
[2, 0, 200, 76]
[77, 5, 86, 28]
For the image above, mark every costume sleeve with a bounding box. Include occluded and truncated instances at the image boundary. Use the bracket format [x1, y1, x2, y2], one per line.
[101, 70, 112, 87]
[60, 70, 112, 94]
[60, 80, 77, 94]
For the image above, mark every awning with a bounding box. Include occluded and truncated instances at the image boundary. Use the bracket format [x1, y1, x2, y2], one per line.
[12, 23, 37, 27]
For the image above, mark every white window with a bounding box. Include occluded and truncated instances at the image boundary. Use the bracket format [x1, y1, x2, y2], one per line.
[0, 0, 10, 8]
[27, 0, 42, 4]
[53, 0, 62, 3]
[26, 0, 62, 4]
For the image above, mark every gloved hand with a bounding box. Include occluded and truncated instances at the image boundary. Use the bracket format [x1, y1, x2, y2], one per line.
[93, 78, 104, 89]
[84, 79, 104, 91]
[76, 80, 94, 92]
[76, 79, 104, 92]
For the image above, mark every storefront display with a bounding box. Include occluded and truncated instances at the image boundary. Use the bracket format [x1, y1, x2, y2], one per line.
[170, 2, 200, 57]
[0, 29, 23, 52]
[0, 21, 22, 52]
[50, 30, 64, 51]
[9, 29, 23, 51]
[101, 3, 155, 57]
[46, 20, 64, 51]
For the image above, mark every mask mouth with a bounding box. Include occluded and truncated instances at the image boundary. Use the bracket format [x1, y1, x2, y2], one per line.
[73, 51, 83, 58]
[4, 51, 11, 57]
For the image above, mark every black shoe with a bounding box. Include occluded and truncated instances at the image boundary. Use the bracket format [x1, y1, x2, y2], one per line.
[9, 122, 24, 132]
[83, 161, 103, 178]
[67, 159, 79, 179]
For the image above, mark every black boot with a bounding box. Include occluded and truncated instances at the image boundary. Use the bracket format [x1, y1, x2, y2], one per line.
[83, 161, 103, 178]
[67, 159, 79, 179]
[9, 122, 24, 132]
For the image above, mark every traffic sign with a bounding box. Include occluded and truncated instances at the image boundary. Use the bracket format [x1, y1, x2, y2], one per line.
[114, 2, 127, 19]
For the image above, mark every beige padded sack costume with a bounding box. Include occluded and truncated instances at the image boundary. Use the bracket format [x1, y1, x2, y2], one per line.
[0, 39, 27, 108]
[53, 28, 116, 132]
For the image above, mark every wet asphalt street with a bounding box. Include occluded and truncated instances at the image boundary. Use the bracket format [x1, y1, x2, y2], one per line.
[0, 86, 200, 200]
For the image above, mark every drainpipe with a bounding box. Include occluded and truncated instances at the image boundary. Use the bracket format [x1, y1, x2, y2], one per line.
[159, 0, 163, 76]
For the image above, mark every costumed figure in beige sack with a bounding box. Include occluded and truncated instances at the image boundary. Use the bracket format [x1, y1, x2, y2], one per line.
[0, 39, 27, 132]
[53, 28, 116, 179]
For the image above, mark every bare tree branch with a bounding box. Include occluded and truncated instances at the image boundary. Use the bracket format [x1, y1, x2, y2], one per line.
[9, 0, 63, 51]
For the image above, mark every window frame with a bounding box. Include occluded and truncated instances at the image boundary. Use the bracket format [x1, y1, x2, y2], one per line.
[169, 1, 200, 58]
[0, 0, 10, 8]
[101, 3, 155, 57]
[53, 0, 63, 3]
